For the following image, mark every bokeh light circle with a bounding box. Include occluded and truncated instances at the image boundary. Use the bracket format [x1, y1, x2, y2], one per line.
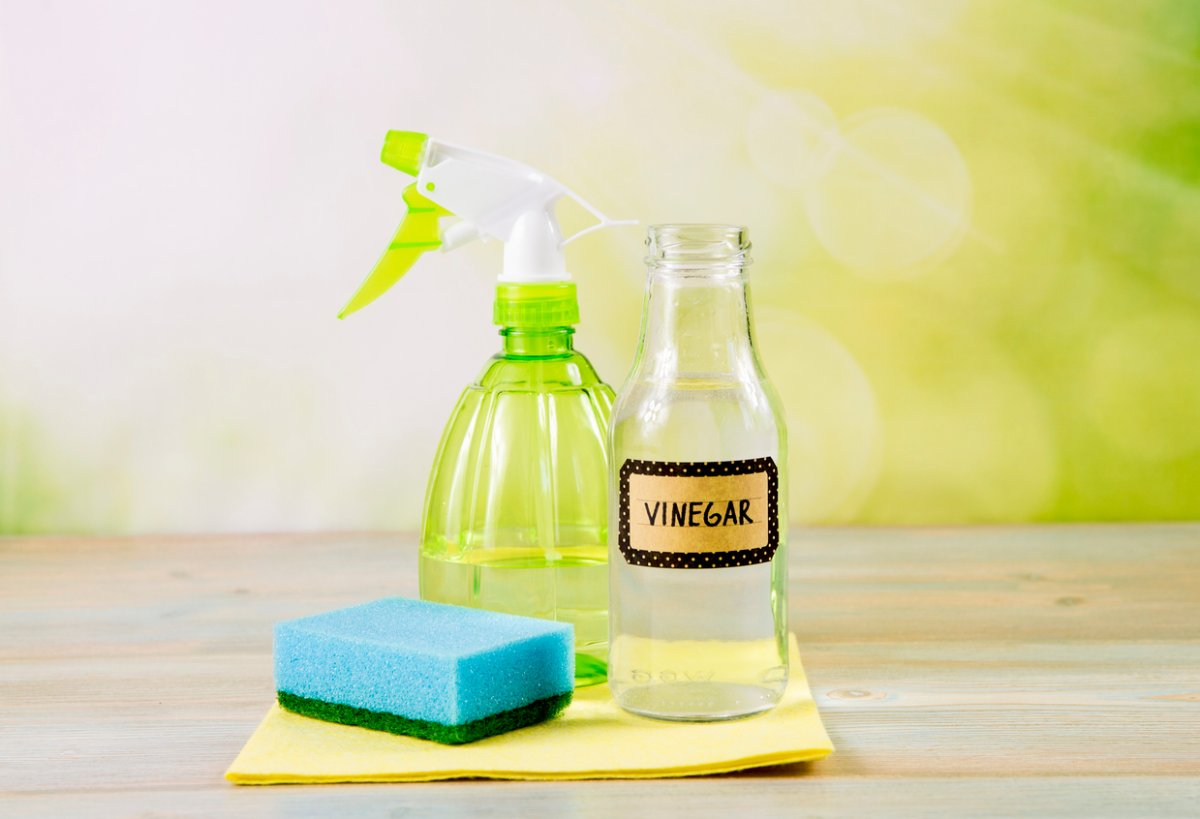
[843, 309, 1058, 523]
[746, 91, 840, 190]
[755, 309, 881, 522]
[1085, 313, 1200, 461]
[805, 107, 971, 278]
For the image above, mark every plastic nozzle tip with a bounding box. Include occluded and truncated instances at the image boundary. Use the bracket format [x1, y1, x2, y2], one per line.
[380, 130, 428, 176]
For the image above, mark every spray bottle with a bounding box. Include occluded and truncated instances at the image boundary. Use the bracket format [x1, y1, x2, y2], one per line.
[340, 131, 629, 685]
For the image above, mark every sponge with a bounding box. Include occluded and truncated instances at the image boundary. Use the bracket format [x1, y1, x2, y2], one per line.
[274, 597, 574, 745]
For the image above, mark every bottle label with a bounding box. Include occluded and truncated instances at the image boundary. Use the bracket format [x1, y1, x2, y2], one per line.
[617, 457, 779, 569]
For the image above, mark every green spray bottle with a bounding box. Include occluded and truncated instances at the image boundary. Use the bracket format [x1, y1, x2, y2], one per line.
[340, 131, 629, 685]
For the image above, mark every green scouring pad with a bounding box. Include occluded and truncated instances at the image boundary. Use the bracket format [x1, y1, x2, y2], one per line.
[273, 597, 575, 744]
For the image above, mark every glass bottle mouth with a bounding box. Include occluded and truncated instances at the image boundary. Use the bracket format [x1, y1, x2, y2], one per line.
[646, 224, 752, 269]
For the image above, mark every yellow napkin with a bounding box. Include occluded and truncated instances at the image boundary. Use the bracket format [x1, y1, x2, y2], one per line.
[226, 635, 832, 784]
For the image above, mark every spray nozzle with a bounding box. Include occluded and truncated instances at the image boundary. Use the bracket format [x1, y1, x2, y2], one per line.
[338, 131, 633, 319]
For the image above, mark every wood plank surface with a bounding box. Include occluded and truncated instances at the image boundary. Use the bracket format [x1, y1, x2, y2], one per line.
[1, 526, 1198, 816]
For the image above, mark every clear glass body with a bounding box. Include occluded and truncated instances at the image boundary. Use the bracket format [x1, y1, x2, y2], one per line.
[419, 326, 613, 686]
[608, 225, 788, 720]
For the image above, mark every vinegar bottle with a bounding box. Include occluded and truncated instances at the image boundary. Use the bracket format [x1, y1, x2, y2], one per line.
[609, 224, 788, 720]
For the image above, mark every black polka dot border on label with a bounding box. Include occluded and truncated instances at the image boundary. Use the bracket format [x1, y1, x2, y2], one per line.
[618, 457, 780, 569]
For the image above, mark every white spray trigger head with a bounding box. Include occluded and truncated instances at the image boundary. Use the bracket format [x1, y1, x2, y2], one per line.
[413, 137, 633, 283]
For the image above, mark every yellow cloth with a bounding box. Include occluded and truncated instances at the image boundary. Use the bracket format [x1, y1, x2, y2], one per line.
[226, 636, 832, 784]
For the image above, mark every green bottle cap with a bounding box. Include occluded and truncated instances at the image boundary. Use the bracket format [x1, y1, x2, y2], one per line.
[494, 283, 580, 328]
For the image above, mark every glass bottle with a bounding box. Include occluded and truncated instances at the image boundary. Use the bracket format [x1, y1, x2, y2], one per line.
[419, 283, 613, 686]
[608, 225, 788, 720]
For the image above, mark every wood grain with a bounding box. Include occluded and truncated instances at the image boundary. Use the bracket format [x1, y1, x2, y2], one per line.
[1, 526, 1198, 816]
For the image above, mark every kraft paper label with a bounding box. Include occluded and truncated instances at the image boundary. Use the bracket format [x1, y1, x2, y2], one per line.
[618, 458, 779, 569]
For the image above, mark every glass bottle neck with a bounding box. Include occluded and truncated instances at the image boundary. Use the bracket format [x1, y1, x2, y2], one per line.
[635, 268, 758, 380]
[501, 326, 575, 358]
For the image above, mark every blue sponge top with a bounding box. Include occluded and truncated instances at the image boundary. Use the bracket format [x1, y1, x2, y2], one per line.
[274, 597, 574, 725]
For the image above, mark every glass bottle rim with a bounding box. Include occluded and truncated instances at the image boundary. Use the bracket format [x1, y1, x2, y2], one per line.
[646, 224, 752, 269]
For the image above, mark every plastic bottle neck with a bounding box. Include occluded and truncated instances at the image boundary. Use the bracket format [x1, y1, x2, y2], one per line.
[501, 326, 575, 358]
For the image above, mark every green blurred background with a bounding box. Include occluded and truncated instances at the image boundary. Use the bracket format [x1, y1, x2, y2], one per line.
[1, 0, 1198, 534]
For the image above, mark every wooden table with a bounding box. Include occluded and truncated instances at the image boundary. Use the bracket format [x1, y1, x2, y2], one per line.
[3, 526, 1199, 816]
